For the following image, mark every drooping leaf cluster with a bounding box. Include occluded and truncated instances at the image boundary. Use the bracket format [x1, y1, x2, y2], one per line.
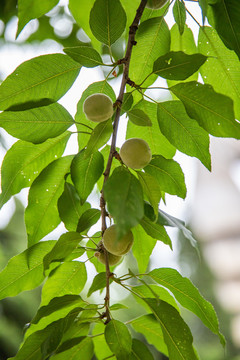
[0, 0, 239, 358]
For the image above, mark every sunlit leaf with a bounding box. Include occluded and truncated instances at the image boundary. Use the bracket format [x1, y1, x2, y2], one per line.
[0, 132, 70, 209]
[85, 120, 113, 157]
[132, 225, 156, 273]
[148, 268, 225, 345]
[157, 100, 211, 169]
[90, 0, 126, 46]
[145, 155, 186, 199]
[104, 167, 144, 239]
[173, 0, 186, 35]
[87, 272, 113, 297]
[137, 171, 161, 217]
[0, 54, 81, 111]
[128, 109, 152, 127]
[51, 337, 94, 359]
[0, 103, 74, 143]
[25, 155, 74, 246]
[105, 320, 132, 359]
[77, 208, 101, 233]
[0, 241, 56, 300]
[64, 46, 103, 67]
[170, 81, 240, 138]
[140, 216, 172, 249]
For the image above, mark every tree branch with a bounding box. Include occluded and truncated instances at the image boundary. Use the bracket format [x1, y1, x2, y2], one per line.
[100, 0, 148, 324]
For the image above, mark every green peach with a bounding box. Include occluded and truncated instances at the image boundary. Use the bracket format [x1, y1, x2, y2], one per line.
[95, 250, 122, 266]
[103, 225, 134, 256]
[120, 138, 152, 169]
[83, 93, 114, 122]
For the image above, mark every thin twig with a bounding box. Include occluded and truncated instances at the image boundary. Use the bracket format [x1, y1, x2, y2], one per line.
[100, 0, 148, 324]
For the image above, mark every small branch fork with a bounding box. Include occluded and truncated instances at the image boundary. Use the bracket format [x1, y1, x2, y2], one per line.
[99, 0, 148, 324]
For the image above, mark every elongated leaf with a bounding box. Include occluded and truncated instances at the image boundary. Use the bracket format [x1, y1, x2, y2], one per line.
[0, 241, 55, 300]
[64, 46, 103, 67]
[87, 272, 113, 297]
[170, 81, 240, 138]
[207, 0, 240, 59]
[131, 338, 154, 360]
[129, 17, 170, 87]
[0, 132, 70, 209]
[105, 320, 132, 360]
[140, 217, 172, 249]
[71, 150, 104, 204]
[17, 0, 58, 36]
[25, 155, 74, 246]
[128, 109, 152, 127]
[130, 314, 168, 356]
[148, 268, 225, 345]
[144, 298, 198, 360]
[198, 26, 240, 119]
[121, 92, 134, 115]
[137, 171, 161, 217]
[104, 167, 144, 239]
[132, 225, 156, 273]
[92, 323, 114, 359]
[153, 51, 207, 80]
[173, 0, 186, 35]
[0, 54, 81, 111]
[43, 232, 83, 272]
[90, 0, 126, 46]
[58, 183, 91, 231]
[85, 119, 113, 157]
[77, 208, 101, 233]
[32, 295, 85, 324]
[171, 24, 197, 54]
[199, 0, 208, 22]
[41, 261, 87, 306]
[75, 81, 115, 149]
[0, 103, 74, 143]
[126, 100, 176, 159]
[51, 337, 94, 359]
[157, 100, 211, 169]
[145, 155, 186, 199]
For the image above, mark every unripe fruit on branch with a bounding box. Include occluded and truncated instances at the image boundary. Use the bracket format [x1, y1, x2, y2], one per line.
[95, 250, 122, 266]
[120, 138, 152, 169]
[146, 0, 168, 9]
[103, 225, 134, 256]
[83, 93, 114, 122]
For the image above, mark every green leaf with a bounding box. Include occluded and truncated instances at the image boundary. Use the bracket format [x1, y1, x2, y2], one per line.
[17, 0, 58, 36]
[0, 54, 81, 111]
[129, 17, 170, 87]
[51, 337, 94, 359]
[32, 295, 85, 324]
[157, 100, 211, 169]
[90, 0, 126, 46]
[132, 225, 156, 273]
[77, 208, 101, 233]
[0, 132, 70, 209]
[71, 150, 104, 204]
[137, 171, 161, 217]
[171, 24, 197, 54]
[87, 272, 113, 297]
[199, 0, 208, 22]
[208, 0, 240, 59]
[75, 81, 115, 148]
[121, 92, 134, 115]
[105, 320, 132, 360]
[153, 51, 207, 80]
[170, 81, 240, 138]
[140, 217, 172, 249]
[0, 103, 74, 143]
[92, 323, 114, 359]
[85, 119, 113, 157]
[126, 100, 176, 159]
[145, 155, 186, 199]
[132, 284, 179, 311]
[104, 167, 144, 239]
[128, 109, 152, 127]
[130, 314, 168, 356]
[148, 268, 225, 345]
[173, 0, 186, 35]
[198, 26, 240, 119]
[144, 298, 198, 360]
[25, 155, 74, 246]
[41, 261, 87, 306]
[58, 183, 91, 231]
[0, 241, 56, 300]
[130, 338, 154, 360]
[110, 304, 128, 311]
[64, 46, 103, 67]
[43, 232, 83, 272]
